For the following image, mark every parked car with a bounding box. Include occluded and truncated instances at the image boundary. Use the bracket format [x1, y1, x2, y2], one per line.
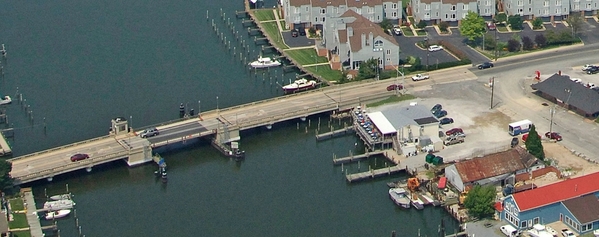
[428, 45, 443, 52]
[431, 104, 442, 114]
[545, 132, 562, 141]
[439, 117, 454, 125]
[522, 133, 541, 142]
[500, 225, 519, 237]
[510, 137, 519, 148]
[570, 78, 583, 83]
[412, 73, 430, 81]
[291, 29, 299, 37]
[445, 128, 463, 136]
[561, 229, 575, 237]
[386, 84, 403, 91]
[587, 66, 599, 74]
[478, 62, 494, 69]
[393, 26, 402, 35]
[434, 110, 447, 118]
[298, 27, 306, 36]
[487, 22, 496, 31]
[139, 127, 159, 138]
[582, 64, 596, 71]
[70, 153, 89, 162]
[444, 136, 464, 146]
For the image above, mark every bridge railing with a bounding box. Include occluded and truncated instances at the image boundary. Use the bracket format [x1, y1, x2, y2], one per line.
[8, 134, 113, 162]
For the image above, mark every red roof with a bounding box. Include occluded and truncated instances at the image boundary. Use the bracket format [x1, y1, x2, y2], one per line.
[494, 202, 503, 212]
[512, 172, 599, 211]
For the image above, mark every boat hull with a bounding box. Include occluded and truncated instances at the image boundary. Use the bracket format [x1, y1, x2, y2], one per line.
[282, 84, 315, 92]
[49, 194, 71, 201]
[45, 209, 71, 220]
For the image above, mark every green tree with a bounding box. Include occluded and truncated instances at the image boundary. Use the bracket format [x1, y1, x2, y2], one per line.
[439, 21, 449, 32]
[459, 11, 486, 41]
[524, 124, 545, 160]
[508, 15, 523, 30]
[0, 160, 12, 189]
[483, 33, 496, 50]
[417, 20, 427, 29]
[507, 39, 520, 52]
[532, 18, 543, 30]
[357, 58, 379, 80]
[567, 12, 583, 36]
[464, 185, 496, 219]
[494, 13, 507, 24]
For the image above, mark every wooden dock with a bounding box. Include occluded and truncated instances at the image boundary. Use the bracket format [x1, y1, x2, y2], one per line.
[316, 126, 353, 140]
[345, 165, 405, 183]
[333, 150, 385, 165]
[0, 131, 12, 156]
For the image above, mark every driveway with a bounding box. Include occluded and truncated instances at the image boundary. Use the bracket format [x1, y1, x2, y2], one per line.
[394, 30, 468, 68]
[282, 31, 315, 48]
[579, 19, 599, 45]
[425, 27, 491, 65]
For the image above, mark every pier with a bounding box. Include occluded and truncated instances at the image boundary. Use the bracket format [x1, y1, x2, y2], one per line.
[345, 165, 405, 183]
[316, 126, 353, 140]
[332, 150, 385, 165]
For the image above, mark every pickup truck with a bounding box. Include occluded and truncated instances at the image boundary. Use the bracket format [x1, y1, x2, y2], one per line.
[411, 74, 430, 81]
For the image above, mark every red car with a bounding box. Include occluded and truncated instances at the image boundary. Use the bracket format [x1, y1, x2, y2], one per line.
[386, 84, 403, 91]
[545, 132, 562, 141]
[70, 153, 89, 162]
[445, 128, 464, 136]
[522, 134, 541, 142]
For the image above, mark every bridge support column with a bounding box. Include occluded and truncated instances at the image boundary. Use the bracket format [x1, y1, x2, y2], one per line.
[126, 145, 153, 166]
[266, 124, 273, 130]
[85, 167, 92, 172]
[47, 177, 53, 182]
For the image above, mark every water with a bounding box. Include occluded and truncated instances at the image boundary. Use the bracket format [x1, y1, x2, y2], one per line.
[1, 1, 459, 236]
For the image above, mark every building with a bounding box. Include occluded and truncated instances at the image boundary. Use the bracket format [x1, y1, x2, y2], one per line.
[531, 73, 599, 118]
[280, 0, 403, 30]
[444, 147, 539, 192]
[322, 9, 400, 71]
[500, 172, 599, 235]
[503, 0, 571, 21]
[572, 0, 599, 16]
[410, 0, 480, 25]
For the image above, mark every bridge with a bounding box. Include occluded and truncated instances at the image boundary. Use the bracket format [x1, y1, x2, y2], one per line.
[8, 68, 477, 185]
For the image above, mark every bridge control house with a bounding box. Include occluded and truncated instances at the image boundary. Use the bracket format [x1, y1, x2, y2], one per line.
[499, 172, 599, 235]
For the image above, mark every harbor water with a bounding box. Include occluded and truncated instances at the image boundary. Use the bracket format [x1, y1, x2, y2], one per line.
[0, 0, 459, 236]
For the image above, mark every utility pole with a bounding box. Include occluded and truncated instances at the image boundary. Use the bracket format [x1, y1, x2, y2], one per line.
[549, 105, 556, 134]
[490, 77, 495, 109]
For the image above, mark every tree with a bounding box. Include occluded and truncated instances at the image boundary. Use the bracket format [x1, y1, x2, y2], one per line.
[494, 12, 507, 24]
[535, 34, 547, 48]
[464, 185, 496, 219]
[459, 11, 486, 41]
[507, 15, 523, 30]
[532, 17, 543, 30]
[522, 36, 534, 50]
[0, 160, 12, 189]
[378, 18, 393, 32]
[357, 58, 379, 80]
[417, 20, 427, 29]
[524, 124, 545, 160]
[507, 39, 520, 52]
[567, 12, 583, 36]
[483, 33, 497, 50]
[439, 21, 449, 32]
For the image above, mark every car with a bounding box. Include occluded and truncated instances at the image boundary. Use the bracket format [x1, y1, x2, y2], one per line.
[445, 128, 464, 136]
[478, 62, 494, 69]
[561, 229, 576, 237]
[510, 137, 519, 148]
[443, 136, 464, 145]
[439, 117, 454, 125]
[500, 225, 519, 237]
[586, 82, 596, 89]
[522, 133, 541, 142]
[411, 73, 430, 81]
[428, 45, 443, 52]
[298, 27, 306, 36]
[386, 84, 403, 91]
[433, 110, 447, 118]
[70, 153, 89, 162]
[582, 64, 596, 71]
[587, 66, 599, 74]
[393, 26, 402, 35]
[291, 29, 299, 37]
[545, 132, 562, 141]
[487, 22, 496, 31]
[431, 104, 442, 113]
[570, 78, 583, 83]
[139, 127, 159, 138]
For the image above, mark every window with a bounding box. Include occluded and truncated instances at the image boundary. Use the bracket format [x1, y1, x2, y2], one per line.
[322, 17, 325, 22]
[484, 8, 489, 13]
[544, 1, 549, 6]
[445, 13, 448, 19]
[315, 17, 319, 22]
[294, 7, 300, 13]
[528, 0, 532, 4]
[544, 9, 549, 15]
[392, 12, 397, 17]
[451, 5, 456, 11]
[294, 16, 300, 21]
[486, 0, 490, 6]
[518, 0, 523, 6]
[334, 7, 338, 14]
[556, 0, 561, 6]
[582, 223, 593, 232]
[463, 5, 468, 10]
[533, 217, 539, 225]
[451, 13, 456, 19]
[357, 8, 361, 14]
[321, 9, 326, 14]
[392, 3, 397, 9]
[374, 40, 383, 47]
[519, 8, 523, 12]
[574, 3, 579, 10]
[521, 221, 527, 228]
[305, 6, 309, 11]
[384, 4, 387, 9]
[528, 7, 532, 12]
[425, 4, 430, 10]
[555, 8, 559, 13]
[436, 12, 439, 16]
[386, 49, 391, 55]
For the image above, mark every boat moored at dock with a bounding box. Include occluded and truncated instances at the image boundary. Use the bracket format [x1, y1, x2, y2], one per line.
[282, 78, 316, 92]
[0, 96, 11, 105]
[49, 194, 72, 201]
[249, 56, 281, 69]
[44, 199, 75, 211]
[45, 209, 71, 220]
[388, 188, 411, 209]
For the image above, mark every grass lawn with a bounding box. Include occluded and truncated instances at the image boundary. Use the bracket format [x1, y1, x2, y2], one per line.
[496, 25, 509, 32]
[401, 27, 414, 36]
[285, 49, 328, 65]
[10, 198, 24, 211]
[304, 65, 342, 82]
[367, 94, 416, 107]
[253, 9, 276, 22]
[9, 213, 29, 229]
[11, 231, 31, 237]
[416, 30, 427, 36]
[260, 22, 288, 49]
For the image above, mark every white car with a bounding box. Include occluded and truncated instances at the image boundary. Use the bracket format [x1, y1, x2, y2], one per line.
[411, 73, 430, 81]
[393, 26, 402, 35]
[428, 45, 443, 52]
[561, 229, 576, 237]
[582, 64, 596, 71]
[570, 78, 582, 83]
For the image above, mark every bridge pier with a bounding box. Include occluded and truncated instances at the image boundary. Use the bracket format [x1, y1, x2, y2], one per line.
[85, 167, 92, 172]
[266, 124, 273, 130]
[300, 117, 306, 122]
[47, 177, 53, 182]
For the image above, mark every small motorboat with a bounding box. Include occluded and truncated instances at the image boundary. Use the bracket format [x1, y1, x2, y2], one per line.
[249, 56, 281, 69]
[44, 199, 75, 211]
[0, 96, 11, 105]
[49, 194, 71, 201]
[282, 78, 316, 92]
[45, 209, 71, 220]
[388, 188, 410, 209]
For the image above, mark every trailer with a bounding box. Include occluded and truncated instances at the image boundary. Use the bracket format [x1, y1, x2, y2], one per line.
[508, 120, 533, 136]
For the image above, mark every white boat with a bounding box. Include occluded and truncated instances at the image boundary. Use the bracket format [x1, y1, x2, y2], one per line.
[282, 78, 316, 92]
[388, 188, 411, 208]
[44, 199, 75, 211]
[49, 194, 71, 201]
[0, 96, 11, 105]
[411, 197, 424, 210]
[45, 209, 71, 220]
[527, 224, 554, 237]
[593, 229, 599, 237]
[249, 56, 281, 69]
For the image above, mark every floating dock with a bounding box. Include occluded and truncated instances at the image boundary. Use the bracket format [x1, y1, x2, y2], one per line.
[345, 165, 405, 183]
[333, 150, 385, 165]
[316, 126, 353, 140]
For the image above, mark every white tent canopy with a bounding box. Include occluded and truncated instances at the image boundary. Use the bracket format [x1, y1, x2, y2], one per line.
[367, 111, 396, 135]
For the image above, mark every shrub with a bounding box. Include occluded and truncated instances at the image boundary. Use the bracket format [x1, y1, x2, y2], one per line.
[532, 18, 543, 29]
[439, 21, 449, 32]
[417, 20, 427, 29]
[437, 40, 468, 60]
[534, 34, 547, 48]
[507, 39, 520, 52]
[508, 15, 523, 30]
[522, 36, 534, 50]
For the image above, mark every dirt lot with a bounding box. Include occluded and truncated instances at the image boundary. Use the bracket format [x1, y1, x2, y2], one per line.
[532, 142, 599, 187]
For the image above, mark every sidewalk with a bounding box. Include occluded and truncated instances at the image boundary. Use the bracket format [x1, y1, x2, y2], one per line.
[22, 190, 43, 237]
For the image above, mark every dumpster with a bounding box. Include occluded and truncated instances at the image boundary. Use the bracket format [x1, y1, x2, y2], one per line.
[425, 154, 435, 163]
[432, 156, 444, 165]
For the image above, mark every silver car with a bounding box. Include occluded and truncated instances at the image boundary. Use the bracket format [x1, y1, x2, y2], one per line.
[139, 127, 159, 138]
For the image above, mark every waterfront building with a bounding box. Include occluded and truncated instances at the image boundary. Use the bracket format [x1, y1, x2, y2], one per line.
[502, 0, 571, 22]
[409, 0, 481, 25]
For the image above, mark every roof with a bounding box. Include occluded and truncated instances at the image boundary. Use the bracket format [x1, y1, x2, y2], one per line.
[531, 74, 599, 115]
[347, 0, 382, 7]
[289, 0, 312, 7]
[419, 0, 476, 4]
[368, 111, 396, 134]
[312, 0, 347, 7]
[339, 10, 398, 52]
[454, 148, 533, 183]
[512, 172, 599, 211]
[562, 194, 599, 223]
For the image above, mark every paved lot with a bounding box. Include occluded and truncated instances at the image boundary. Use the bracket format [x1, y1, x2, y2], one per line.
[425, 27, 491, 65]
[393, 32, 457, 67]
[282, 31, 314, 48]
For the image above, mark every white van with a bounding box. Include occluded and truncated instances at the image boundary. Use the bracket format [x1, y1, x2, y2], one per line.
[500, 225, 519, 237]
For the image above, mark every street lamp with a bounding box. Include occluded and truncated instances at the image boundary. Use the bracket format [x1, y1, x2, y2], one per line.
[198, 100, 201, 115]
[394, 66, 405, 95]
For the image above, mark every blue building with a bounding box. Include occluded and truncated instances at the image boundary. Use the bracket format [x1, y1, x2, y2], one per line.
[499, 172, 599, 235]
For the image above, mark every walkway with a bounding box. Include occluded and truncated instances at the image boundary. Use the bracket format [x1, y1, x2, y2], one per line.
[22, 189, 43, 237]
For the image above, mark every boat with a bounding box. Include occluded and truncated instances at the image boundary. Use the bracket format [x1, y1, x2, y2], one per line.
[388, 188, 411, 209]
[282, 78, 316, 92]
[0, 96, 11, 105]
[593, 229, 599, 237]
[49, 194, 71, 201]
[526, 224, 554, 237]
[249, 56, 281, 69]
[45, 209, 71, 220]
[411, 197, 425, 210]
[44, 199, 75, 211]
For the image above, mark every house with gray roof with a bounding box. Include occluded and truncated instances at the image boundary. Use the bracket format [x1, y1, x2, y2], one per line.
[531, 73, 599, 118]
[322, 10, 400, 71]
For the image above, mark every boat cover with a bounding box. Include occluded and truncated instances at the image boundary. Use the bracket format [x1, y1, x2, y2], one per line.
[437, 177, 447, 189]
[367, 111, 396, 135]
